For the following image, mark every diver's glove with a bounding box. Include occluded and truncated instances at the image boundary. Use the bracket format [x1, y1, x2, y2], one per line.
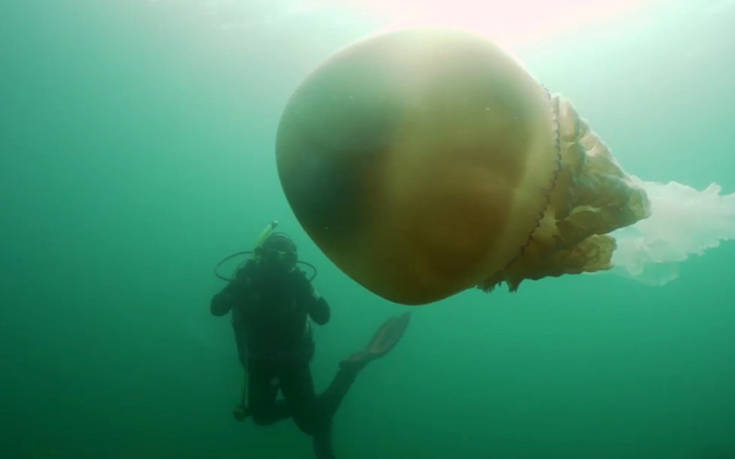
[210, 291, 234, 316]
[232, 404, 250, 422]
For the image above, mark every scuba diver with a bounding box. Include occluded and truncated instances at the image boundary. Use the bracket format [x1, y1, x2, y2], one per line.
[211, 222, 410, 459]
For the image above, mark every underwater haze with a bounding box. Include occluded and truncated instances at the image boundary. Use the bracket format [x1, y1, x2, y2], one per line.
[2, 1, 735, 458]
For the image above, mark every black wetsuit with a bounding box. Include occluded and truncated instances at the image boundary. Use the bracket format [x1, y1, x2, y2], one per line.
[211, 260, 356, 459]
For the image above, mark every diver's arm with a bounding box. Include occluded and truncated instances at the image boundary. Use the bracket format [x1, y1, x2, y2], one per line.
[211, 281, 243, 316]
[211, 264, 252, 316]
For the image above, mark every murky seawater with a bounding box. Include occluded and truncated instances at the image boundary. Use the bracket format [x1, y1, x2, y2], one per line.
[2, 1, 734, 458]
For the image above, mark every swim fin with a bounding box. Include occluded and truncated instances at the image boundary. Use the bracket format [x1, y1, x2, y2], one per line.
[341, 312, 411, 371]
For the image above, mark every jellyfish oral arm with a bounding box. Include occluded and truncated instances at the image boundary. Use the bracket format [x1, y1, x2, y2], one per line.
[612, 180, 735, 285]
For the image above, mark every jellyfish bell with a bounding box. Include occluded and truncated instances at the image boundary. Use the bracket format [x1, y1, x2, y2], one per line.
[276, 28, 650, 305]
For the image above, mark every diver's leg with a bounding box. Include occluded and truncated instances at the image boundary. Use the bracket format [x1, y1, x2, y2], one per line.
[320, 312, 411, 417]
[248, 360, 291, 426]
[278, 359, 319, 435]
[317, 365, 360, 420]
[278, 359, 337, 459]
[312, 424, 336, 459]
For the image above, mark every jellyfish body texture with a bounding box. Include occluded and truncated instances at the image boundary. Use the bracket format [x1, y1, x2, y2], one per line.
[276, 29, 649, 305]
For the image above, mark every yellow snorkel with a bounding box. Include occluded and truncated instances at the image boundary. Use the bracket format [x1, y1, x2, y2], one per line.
[254, 220, 279, 264]
[255, 220, 279, 250]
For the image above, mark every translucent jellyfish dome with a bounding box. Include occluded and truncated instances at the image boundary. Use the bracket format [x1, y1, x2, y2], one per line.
[276, 28, 650, 305]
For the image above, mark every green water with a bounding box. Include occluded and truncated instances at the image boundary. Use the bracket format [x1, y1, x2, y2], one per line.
[2, 1, 734, 458]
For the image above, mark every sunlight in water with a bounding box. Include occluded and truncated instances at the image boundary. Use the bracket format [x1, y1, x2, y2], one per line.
[303, 0, 651, 45]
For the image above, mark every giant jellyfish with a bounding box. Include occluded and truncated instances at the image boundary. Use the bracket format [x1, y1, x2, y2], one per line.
[275, 28, 725, 305]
